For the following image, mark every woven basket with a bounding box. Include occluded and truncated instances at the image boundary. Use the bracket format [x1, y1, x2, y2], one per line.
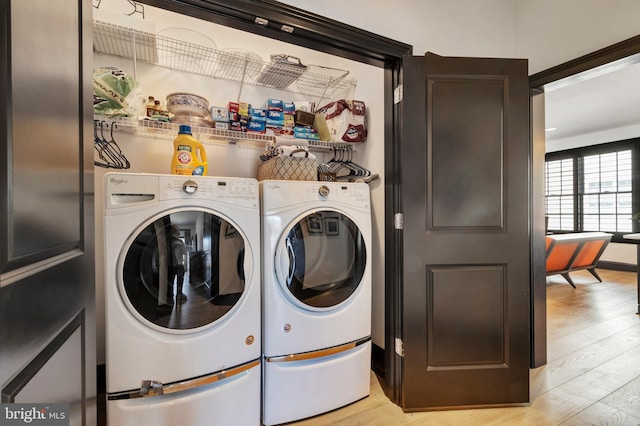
[258, 156, 318, 181]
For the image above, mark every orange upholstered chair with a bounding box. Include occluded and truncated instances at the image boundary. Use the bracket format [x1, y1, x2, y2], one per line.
[545, 232, 612, 288]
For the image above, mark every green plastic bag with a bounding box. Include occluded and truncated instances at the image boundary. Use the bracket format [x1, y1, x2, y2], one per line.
[93, 67, 140, 117]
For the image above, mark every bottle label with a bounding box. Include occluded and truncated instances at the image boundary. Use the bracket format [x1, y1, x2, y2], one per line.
[177, 151, 192, 165]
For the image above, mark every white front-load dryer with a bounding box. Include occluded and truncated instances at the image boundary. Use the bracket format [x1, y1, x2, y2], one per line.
[104, 173, 260, 426]
[260, 180, 372, 425]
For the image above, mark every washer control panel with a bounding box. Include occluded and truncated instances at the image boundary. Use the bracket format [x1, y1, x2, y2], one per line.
[105, 173, 259, 210]
[159, 175, 258, 206]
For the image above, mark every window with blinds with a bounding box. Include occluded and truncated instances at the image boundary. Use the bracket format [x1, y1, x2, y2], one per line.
[545, 142, 636, 236]
[545, 158, 574, 231]
[580, 150, 632, 232]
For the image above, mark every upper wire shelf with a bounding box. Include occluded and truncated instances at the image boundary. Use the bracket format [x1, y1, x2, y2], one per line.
[93, 21, 357, 99]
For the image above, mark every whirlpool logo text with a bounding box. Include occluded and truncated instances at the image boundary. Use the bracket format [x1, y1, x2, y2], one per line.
[0, 404, 68, 426]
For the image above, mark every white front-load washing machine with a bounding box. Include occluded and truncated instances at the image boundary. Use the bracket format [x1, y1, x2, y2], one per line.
[260, 180, 372, 425]
[104, 173, 260, 426]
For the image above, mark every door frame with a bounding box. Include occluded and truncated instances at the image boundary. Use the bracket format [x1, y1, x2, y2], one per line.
[529, 34, 640, 368]
[125, 0, 412, 402]
[102, 0, 640, 407]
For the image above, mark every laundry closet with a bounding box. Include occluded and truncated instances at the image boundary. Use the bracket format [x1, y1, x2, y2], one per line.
[93, 0, 385, 423]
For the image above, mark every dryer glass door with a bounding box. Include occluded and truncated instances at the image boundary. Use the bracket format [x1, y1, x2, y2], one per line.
[278, 210, 366, 309]
[121, 209, 247, 331]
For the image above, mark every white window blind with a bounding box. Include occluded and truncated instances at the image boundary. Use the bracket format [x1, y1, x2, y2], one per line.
[545, 158, 574, 231]
[545, 146, 634, 234]
[580, 150, 632, 232]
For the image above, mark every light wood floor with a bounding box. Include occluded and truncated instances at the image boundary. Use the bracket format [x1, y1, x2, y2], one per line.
[293, 269, 640, 425]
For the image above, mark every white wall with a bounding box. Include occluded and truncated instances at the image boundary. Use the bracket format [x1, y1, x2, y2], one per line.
[513, 0, 640, 74]
[280, 0, 640, 75]
[601, 242, 637, 265]
[278, 0, 518, 58]
[545, 123, 640, 153]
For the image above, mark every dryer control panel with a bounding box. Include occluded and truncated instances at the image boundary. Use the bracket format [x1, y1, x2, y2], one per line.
[261, 180, 370, 213]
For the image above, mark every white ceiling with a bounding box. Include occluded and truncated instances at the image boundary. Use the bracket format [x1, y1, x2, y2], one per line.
[544, 55, 640, 144]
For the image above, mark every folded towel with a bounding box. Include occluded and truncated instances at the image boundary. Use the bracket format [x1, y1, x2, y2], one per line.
[264, 138, 310, 153]
[275, 145, 306, 156]
[275, 138, 308, 148]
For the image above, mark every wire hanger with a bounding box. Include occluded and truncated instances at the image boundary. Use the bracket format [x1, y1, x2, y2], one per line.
[94, 120, 130, 169]
[106, 122, 130, 169]
[94, 121, 110, 169]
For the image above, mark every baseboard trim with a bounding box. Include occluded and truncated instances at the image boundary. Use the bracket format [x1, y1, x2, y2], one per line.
[597, 261, 637, 272]
[371, 343, 385, 379]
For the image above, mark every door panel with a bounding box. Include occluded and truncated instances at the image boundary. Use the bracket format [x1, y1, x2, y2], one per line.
[431, 78, 504, 229]
[401, 52, 530, 410]
[0, 0, 95, 424]
[429, 265, 506, 366]
[4, 0, 82, 270]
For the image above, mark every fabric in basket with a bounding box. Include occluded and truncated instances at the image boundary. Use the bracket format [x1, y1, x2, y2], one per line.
[258, 156, 318, 181]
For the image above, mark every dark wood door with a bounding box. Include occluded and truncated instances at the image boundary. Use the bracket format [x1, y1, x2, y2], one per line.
[400, 52, 530, 410]
[0, 0, 95, 423]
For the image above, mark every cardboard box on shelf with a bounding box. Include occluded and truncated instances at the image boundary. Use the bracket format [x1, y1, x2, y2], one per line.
[247, 120, 266, 134]
[251, 108, 267, 122]
[267, 110, 285, 126]
[211, 106, 229, 122]
[294, 110, 315, 127]
[266, 98, 283, 111]
[283, 102, 295, 113]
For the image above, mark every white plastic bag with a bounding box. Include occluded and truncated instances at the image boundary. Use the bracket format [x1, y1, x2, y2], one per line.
[316, 100, 367, 143]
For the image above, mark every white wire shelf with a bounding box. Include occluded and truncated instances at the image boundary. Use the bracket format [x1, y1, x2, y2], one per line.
[93, 20, 357, 100]
[95, 115, 349, 151]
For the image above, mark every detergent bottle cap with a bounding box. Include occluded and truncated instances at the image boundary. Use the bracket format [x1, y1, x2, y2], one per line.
[178, 124, 192, 135]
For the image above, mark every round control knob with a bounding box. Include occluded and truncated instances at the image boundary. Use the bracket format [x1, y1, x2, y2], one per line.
[183, 180, 198, 194]
[318, 185, 330, 197]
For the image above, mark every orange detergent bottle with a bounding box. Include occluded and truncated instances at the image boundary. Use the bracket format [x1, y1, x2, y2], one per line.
[171, 125, 208, 176]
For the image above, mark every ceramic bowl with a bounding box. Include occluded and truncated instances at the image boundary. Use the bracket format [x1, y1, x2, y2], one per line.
[166, 92, 210, 117]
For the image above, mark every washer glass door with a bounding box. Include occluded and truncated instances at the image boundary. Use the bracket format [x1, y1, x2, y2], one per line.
[121, 209, 247, 331]
[276, 210, 366, 309]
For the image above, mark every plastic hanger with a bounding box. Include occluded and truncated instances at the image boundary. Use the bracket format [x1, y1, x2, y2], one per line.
[326, 146, 372, 180]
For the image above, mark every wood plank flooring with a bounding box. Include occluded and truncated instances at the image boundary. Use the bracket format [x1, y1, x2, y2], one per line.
[293, 269, 640, 426]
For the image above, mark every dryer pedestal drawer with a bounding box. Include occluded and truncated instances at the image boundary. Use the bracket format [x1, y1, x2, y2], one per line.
[108, 361, 260, 426]
[262, 340, 371, 426]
